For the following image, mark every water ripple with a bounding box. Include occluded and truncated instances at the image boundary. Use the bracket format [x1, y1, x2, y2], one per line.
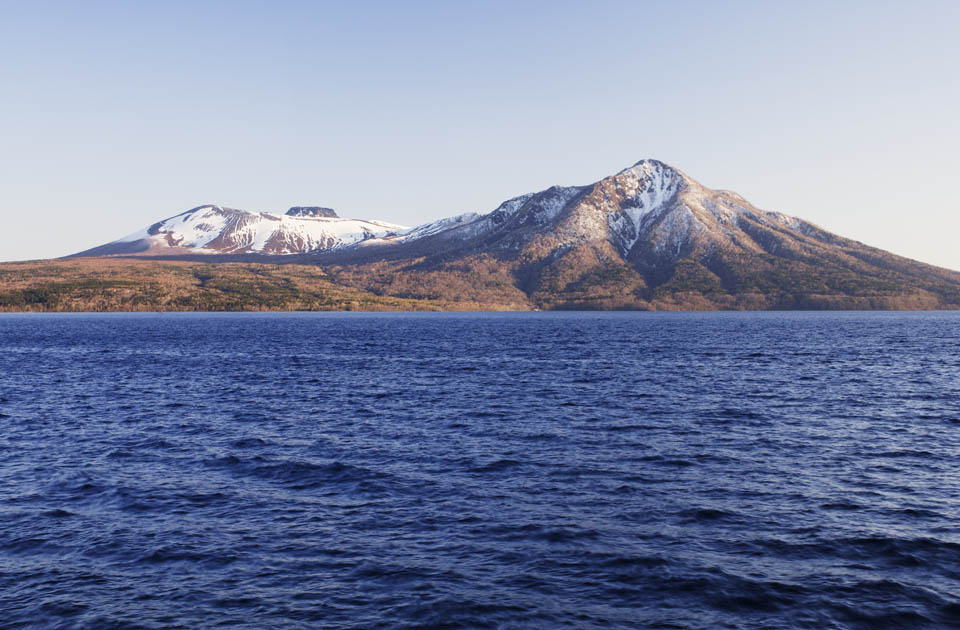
[0, 311, 959, 629]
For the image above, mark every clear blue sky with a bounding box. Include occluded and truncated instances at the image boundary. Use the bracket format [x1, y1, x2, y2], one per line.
[2, 0, 958, 269]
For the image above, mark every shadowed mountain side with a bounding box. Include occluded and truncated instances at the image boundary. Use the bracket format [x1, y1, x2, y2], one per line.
[309, 250, 960, 311]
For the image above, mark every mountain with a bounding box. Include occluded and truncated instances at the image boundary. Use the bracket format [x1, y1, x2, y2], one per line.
[73, 205, 407, 257]
[55, 159, 960, 311]
[302, 159, 960, 310]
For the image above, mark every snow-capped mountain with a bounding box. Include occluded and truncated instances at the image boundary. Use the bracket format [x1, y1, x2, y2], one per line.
[343, 158, 831, 263]
[68, 159, 960, 310]
[302, 158, 960, 310]
[75, 205, 407, 256]
[74, 159, 825, 262]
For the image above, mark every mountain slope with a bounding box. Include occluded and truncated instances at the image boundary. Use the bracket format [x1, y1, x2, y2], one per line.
[73, 205, 407, 257]
[61, 159, 960, 311]
[306, 159, 960, 310]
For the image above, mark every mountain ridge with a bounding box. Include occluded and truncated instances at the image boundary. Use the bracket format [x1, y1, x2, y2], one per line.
[294, 158, 960, 310]
[25, 158, 960, 311]
[72, 204, 407, 257]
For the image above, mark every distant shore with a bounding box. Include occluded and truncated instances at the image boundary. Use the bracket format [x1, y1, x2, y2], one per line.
[1, 257, 956, 313]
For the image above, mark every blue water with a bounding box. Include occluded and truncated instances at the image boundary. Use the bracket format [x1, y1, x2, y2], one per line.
[1, 312, 959, 629]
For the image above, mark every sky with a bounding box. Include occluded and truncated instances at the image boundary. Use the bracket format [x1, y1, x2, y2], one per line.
[1, 0, 958, 269]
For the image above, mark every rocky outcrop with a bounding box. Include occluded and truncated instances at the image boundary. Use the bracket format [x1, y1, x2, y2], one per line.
[285, 207, 339, 218]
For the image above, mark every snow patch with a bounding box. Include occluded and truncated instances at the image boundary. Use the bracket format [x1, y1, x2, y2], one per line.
[400, 212, 482, 240]
[108, 206, 408, 254]
[607, 160, 683, 251]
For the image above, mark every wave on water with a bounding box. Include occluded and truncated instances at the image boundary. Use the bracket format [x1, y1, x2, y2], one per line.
[1, 311, 959, 629]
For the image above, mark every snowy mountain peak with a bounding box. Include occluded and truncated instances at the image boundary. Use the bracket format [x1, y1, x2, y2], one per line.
[598, 160, 688, 251]
[628, 157, 673, 171]
[184, 204, 226, 213]
[62, 158, 960, 311]
[75, 204, 407, 257]
[74, 159, 822, 266]
[336, 158, 832, 271]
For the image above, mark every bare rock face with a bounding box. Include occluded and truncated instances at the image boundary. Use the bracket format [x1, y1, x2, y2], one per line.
[285, 207, 339, 218]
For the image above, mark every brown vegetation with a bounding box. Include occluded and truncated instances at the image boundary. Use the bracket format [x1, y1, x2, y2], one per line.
[0, 258, 514, 312]
[1, 248, 957, 313]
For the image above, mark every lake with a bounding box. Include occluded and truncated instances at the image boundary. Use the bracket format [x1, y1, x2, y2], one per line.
[1, 312, 959, 629]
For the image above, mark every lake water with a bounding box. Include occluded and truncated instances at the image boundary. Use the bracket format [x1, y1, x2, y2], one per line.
[1, 312, 959, 629]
